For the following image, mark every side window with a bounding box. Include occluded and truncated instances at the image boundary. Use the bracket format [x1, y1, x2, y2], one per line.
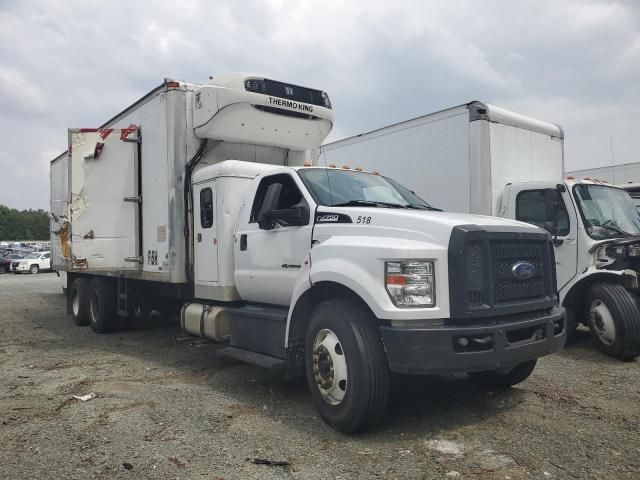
[43, 253, 50, 259]
[516, 190, 570, 236]
[250, 174, 307, 223]
[200, 187, 214, 229]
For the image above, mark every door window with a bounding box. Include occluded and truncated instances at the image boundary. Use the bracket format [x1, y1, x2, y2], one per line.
[516, 189, 570, 236]
[250, 174, 308, 224]
[200, 188, 214, 228]
[42, 253, 50, 259]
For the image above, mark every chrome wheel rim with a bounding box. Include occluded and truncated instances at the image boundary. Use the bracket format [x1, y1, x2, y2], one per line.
[589, 299, 616, 346]
[312, 328, 348, 405]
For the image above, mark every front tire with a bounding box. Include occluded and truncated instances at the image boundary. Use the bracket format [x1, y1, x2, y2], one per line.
[89, 278, 117, 334]
[586, 283, 640, 361]
[30, 264, 39, 274]
[70, 277, 90, 326]
[304, 299, 389, 433]
[469, 359, 537, 388]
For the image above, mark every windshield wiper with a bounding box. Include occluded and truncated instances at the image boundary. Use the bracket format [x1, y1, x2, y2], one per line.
[591, 224, 633, 237]
[332, 200, 407, 208]
[406, 203, 442, 211]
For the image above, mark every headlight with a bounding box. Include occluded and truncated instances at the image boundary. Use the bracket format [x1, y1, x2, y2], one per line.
[385, 261, 435, 307]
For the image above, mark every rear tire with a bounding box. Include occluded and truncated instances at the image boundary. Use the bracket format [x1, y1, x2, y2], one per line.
[304, 299, 390, 433]
[469, 359, 537, 388]
[0, 265, 6, 274]
[89, 278, 117, 334]
[70, 277, 90, 326]
[586, 283, 640, 361]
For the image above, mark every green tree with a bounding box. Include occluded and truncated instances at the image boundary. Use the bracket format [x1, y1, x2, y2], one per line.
[0, 205, 50, 241]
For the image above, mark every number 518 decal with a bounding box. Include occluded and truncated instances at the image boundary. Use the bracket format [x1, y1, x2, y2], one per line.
[356, 215, 374, 224]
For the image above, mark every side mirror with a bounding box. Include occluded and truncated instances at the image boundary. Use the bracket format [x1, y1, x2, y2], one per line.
[544, 188, 564, 246]
[259, 205, 310, 230]
[543, 221, 557, 235]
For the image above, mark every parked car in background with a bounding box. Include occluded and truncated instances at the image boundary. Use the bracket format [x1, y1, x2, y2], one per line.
[12, 251, 51, 274]
[0, 253, 25, 273]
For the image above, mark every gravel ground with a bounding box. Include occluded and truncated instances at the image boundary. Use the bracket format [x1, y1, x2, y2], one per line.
[0, 273, 638, 480]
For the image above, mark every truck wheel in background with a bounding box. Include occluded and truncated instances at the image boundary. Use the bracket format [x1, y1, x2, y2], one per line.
[88, 277, 118, 334]
[70, 278, 90, 326]
[304, 299, 390, 433]
[0, 265, 6, 274]
[29, 264, 39, 274]
[469, 359, 537, 388]
[586, 283, 640, 361]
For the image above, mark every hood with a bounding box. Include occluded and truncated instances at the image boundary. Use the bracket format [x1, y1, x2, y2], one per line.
[313, 207, 546, 247]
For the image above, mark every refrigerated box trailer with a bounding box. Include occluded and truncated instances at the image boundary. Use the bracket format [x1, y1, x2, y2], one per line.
[321, 102, 640, 360]
[51, 80, 565, 432]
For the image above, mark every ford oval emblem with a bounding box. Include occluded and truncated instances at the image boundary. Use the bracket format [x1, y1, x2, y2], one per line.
[511, 261, 536, 281]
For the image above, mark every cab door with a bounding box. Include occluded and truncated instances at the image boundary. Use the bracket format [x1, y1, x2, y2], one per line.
[234, 173, 313, 306]
[194, 181, 219, 284]
[506, 182, 578, 290]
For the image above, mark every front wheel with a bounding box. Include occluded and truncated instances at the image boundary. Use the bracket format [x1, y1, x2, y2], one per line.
[30, 264, 39, 274]
[469, 359, 537, 388]
[586, 283, 640, 361]
[304, 299, 389, 433]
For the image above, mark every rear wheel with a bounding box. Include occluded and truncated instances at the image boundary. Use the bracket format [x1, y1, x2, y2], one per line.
[469, 359, 538, 388]
[89, 278, 117, 334]
[70, 277, 90, 326]
[304, 299, 389, 433]
[29, 264, 39, 274]
[0, 265, 6, 274]
[586, 283, 640, 361]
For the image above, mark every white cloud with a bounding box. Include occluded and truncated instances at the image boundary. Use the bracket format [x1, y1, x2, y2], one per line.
[0, 0, 638, 209]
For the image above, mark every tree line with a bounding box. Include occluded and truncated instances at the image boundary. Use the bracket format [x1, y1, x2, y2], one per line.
[0, 205, 50, 241]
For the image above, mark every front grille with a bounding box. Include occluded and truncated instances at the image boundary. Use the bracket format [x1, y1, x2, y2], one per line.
[491, 240, 545, 302]
[244, 78, 331, 109]
[449, 226, 556, 318]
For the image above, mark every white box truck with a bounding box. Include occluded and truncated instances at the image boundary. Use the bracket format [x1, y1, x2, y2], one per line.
[320, 101, 640, 360]
[51, 80, 565, 432]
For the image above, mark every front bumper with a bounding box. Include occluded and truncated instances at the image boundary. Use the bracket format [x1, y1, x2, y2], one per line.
[380, 306, 566, 375]
[14, 264, 29, 272]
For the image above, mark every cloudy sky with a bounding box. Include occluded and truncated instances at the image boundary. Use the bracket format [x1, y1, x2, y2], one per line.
[1, 0, 639, 210]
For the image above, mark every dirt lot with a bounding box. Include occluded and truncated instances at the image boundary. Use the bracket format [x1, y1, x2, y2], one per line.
[0, 274, 638, 479]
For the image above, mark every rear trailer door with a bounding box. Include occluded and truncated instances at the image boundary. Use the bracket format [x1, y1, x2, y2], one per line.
[68, 128, 140, 271]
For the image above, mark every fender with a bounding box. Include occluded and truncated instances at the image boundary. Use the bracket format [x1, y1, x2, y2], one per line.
[561, 266, 638, 308]
[285, 236, 449, 348]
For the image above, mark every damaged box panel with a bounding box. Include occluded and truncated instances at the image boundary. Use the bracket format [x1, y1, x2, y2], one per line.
[68, 128, 140, 271]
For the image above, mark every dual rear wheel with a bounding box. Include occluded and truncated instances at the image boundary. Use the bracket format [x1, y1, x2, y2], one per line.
[70, 277, 117, 333]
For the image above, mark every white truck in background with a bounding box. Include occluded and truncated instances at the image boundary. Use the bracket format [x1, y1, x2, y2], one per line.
[50, 78, 565, 433]
[320, 102, 640, 360]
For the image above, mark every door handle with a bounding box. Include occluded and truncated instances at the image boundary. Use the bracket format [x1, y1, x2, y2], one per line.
[197, 233, 202, 242]
[240, 234, 247, 251]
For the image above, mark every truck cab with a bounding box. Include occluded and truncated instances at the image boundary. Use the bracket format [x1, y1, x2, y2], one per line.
[501, 179, 640, 360]
[189, 161, 565, 432]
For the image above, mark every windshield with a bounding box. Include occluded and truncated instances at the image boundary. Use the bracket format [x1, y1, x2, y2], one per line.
[25, 253, 40, 259]
[573, 184, 640, 239]
[298, 169, 435, 209]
